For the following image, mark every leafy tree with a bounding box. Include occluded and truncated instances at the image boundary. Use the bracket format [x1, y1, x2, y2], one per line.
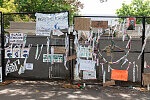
[116, 0, 150, 23]
[0, 0, 84, 25]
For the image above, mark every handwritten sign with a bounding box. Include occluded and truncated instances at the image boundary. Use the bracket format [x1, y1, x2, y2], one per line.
[142, 73, 150, 86]
[83, 70, 96, 79]
[43, 54, 63, 63]
[36, 12, 68, 36]
[5, 48, 13, 58]
[9, 33, 24, 44]
[6, 61, 18, 76]
[111, 70, 128, 81]
[21, 48, 30, 58]
[24, 63, 33, 70]
[91, 21, 108, 28]
[12, 48, 21, 58]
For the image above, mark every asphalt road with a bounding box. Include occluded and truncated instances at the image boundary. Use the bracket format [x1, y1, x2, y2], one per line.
[0, 80, 150, 100]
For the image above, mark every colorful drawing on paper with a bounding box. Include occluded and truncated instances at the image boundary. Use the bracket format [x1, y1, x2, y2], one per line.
[43, 54, 63, 63]
[5, 48, 13, 58]
[9, 33, 24, 44]
[83, 70, 96, 79]
[12, 48, 21, 58]
[21, 48, 30, 58]
[111, 69, 128, 81]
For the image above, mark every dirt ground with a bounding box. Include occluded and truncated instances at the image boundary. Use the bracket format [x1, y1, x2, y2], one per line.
[0, 80, 150, 100]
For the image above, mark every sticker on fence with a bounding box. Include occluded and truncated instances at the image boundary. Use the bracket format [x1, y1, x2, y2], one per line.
[12, 48, 21, 58]
[9, 33, 24, 44]
[111, 69, 128, 81]
[35, 12, 68, 36]
[5, 48, 13, 58]
[21, 48, 30, 58]
[43, 54, 63, 63]
[83, 70, 96, 79]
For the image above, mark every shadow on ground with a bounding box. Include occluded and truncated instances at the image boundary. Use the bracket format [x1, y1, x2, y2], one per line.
[0, 81, 150, 100]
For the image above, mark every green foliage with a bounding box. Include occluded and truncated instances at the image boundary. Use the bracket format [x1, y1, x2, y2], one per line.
[116, 0, 150, 23]
[0, 0, 83, 25]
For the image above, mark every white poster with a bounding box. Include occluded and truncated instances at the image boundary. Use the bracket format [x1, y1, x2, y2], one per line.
[12, 48, 21, 58]
[79, 59, 96, 71]
[0, 67, 2, 82]
[80, 46, 92, 58]
[5, 48, 13, 58]
[83, 70, 96, 79]
[21, 48, 30, 58]
[6, 61, 18, 76]
[24, 63, 33, 70]
[35, 12, 68, 36]
[9, 33, 24, 44]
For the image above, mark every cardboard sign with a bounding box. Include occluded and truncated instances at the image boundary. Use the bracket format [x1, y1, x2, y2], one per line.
[43, 54, 63, 63]
[91, 21, 108, 28]
[9, 33, 24, 44]
[83, 70, 96, 79]
[54, 47, 66, 54]
[21, 48, 30, 58]
[24, 63, 33, 70]
[111, 70, 128, 81]
[0, 67, 2, 82]
[36, 12, 68, 36]
[106, 46, 111, 56]
[66, 55, 77, 61]
[12, 48, 21, 58]
[74, 18, 91, 31]
[5, 48, 13, 58]
[142, 73, 150, 86]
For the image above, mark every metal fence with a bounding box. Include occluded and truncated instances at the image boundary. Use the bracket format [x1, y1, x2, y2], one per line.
[1, 11, 74, 80]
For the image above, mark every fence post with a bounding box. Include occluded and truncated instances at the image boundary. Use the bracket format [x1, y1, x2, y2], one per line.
[141, 17, 145, 87]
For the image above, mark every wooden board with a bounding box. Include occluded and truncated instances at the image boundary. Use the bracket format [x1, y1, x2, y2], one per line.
[74, 18, 91, 31]
[91, 21, 108, 28]
[54, 47, 66, 54]
[66, 54, 77, 61]
[103, 80, 115, 87]
[142, 73, 150, 86]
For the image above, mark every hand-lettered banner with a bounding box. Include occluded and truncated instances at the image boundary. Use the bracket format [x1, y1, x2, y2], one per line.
[111, 69, 128, 81]
[9, 33, 24, 44]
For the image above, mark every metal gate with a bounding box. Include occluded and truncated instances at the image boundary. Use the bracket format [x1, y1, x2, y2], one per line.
[1, 11, 73, 80]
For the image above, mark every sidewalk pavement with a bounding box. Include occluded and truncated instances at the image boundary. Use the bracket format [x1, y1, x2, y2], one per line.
[0, 80, 150, 100]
